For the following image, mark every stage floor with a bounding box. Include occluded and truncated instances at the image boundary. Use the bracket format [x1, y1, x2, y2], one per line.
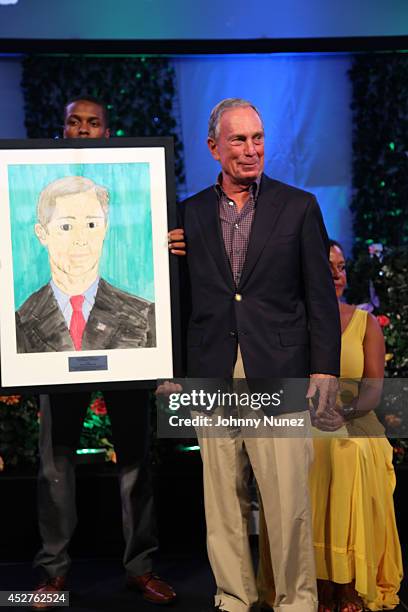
[1, 462, 407, 610]
[0, 554, 407, 612]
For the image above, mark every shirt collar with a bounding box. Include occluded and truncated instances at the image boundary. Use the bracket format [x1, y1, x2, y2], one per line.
[214, 173, 261, 202]
[50, 276, 100, 307]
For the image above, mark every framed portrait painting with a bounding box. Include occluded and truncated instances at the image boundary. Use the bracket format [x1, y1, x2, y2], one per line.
[0, 137, 180, 391]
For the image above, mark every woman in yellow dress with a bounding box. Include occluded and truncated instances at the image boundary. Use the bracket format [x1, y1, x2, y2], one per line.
[258, 241, 403, 612]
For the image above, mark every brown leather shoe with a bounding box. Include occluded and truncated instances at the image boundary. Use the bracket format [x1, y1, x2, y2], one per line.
[127, 572, 176, 605]
[31, 576, 66, 609]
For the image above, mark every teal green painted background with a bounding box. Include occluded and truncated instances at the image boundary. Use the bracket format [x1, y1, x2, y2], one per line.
[9, 162, 154, 309]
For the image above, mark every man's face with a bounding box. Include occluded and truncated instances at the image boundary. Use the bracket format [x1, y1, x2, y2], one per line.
[35, 189, 107, 278]
[63, 100, 110, 139]
[207, 106, 264, 185]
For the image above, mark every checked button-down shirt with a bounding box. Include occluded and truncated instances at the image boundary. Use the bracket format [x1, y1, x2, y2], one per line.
[216, 176, 260, 287]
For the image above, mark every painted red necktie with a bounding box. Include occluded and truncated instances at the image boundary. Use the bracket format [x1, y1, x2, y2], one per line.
[69, 295, 86, 351]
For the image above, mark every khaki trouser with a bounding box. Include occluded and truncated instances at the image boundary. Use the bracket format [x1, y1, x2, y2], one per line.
[197, 348, 317, 612]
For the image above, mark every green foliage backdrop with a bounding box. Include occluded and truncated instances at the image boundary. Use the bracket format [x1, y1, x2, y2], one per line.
[347, 248, 408, 378]
[347, 53, 408, 458]
[347, 53, 408, 376]
[349, 53, 408, 254]
[0, 394, 113, 469]
[21, 54, 185, 194]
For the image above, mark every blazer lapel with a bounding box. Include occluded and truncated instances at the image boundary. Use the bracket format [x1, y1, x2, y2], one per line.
[82, 279, 120, 350]
[196, 188, 235, 289]
[30, 285, 74, 351]
[238, 176, 287, 289]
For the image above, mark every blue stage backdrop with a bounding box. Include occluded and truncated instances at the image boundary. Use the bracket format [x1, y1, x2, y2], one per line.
[173, 53, 353, 254]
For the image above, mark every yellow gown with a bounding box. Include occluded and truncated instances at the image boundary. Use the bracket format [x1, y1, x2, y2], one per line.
[258, 308, 403, 610]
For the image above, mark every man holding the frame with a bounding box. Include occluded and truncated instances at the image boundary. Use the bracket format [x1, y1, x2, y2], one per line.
[31, 96, 176, 608]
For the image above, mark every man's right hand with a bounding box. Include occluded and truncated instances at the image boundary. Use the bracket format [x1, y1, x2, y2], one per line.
[168, 228, 186, 256]
[306, 374, 338, 417]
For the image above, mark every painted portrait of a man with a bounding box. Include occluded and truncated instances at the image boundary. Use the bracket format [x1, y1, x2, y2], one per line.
[15, 176, 156, 353]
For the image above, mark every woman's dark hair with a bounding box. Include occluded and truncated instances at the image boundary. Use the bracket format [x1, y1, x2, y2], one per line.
[329, 239, 344, 254]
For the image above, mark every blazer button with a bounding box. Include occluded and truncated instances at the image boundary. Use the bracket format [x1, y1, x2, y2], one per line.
[234, 293, 242, 302]
[229, 331, 237, 337]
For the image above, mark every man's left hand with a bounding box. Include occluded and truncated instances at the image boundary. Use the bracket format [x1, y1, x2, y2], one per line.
[306, 374, 338, 417]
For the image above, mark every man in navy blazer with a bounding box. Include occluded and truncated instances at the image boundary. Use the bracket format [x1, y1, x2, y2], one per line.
[172, 98, 341, 612]
[181, 169, 339, 379]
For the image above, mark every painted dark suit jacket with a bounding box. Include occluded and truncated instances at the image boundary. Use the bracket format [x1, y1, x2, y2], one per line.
[15, 278, 156, 353]
[180, 174, 341, 380]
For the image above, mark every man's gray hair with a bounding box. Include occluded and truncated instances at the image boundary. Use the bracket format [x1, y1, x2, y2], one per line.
[208, 98, 263, 140]
[37, 176, 109, 226]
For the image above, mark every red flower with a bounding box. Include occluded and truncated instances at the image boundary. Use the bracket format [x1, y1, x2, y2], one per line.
[0, 395, 21, 405]
[384, 414, 402, 428]
[376, 314, 390, 327]
[90, 397, 107, 416]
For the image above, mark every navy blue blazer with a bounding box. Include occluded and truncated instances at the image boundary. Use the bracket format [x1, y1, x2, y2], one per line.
[179, 174, 341, 380]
